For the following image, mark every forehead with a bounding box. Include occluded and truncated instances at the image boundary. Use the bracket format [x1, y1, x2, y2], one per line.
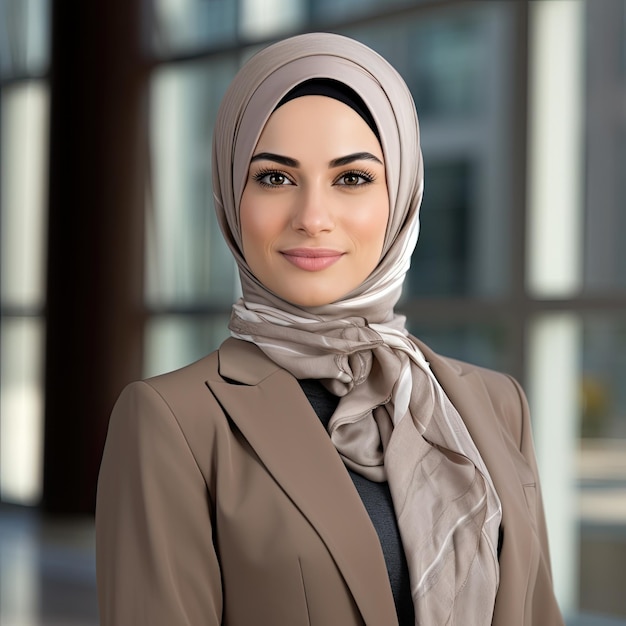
[254, 95, 382, 155]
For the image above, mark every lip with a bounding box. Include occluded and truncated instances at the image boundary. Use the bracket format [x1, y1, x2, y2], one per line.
[280, 248, 344, 271]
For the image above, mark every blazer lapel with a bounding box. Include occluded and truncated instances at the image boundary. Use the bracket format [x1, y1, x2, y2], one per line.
[208, 337, 537, 624]
[416, 339, 537, 624]
[206, 338, 398, 626]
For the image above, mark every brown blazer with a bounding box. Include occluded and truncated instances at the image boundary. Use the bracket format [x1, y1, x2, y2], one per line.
[96, 337, 564, 625]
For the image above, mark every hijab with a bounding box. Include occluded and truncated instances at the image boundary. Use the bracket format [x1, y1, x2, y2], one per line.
[212, 32, 501, 625]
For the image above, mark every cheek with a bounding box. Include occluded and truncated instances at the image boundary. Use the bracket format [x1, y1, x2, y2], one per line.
[352, 193, 390, 252]
[239, 190, 284, 260]
[239, 192, 263, 256]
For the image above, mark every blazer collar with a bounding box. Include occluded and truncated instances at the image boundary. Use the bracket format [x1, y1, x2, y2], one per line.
[207, 338, 398, 625]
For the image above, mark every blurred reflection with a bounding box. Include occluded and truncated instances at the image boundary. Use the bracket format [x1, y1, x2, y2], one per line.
[581, 317, 626, 439]
[149, 0, 237, 53]
[578, 317, 626, 618]
[0, 0, 50, 79]
[408, 160, 472, 296]
[144, 314, 231, 378]
[345, 3, 516, 298]
[0, 82, 48, 308]
[583, 0, 626, 294]
[0, 508, 39, 626]
[311, 0, 413, 23]
[0, 81, 48, 506]
[239, 0, 305, 40]
[407, 321, 511, 374]
[0, 319, 44, 504]
[0, 506, 97, 625]
[146, 59, 238, 309]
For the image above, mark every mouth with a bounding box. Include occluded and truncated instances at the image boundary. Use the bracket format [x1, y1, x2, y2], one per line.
[280, 248, 344, 271]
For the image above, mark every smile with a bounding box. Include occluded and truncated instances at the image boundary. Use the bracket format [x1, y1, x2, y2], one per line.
[280, 248, 344, 271]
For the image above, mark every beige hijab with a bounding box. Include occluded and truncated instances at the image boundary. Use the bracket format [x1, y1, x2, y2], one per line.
[212, 32, 501, 625]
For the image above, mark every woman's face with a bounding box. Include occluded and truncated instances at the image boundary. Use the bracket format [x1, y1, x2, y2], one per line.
[239, 95, 389, 308]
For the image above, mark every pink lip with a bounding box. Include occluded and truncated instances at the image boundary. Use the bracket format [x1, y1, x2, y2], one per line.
[280, 248, 344, 271]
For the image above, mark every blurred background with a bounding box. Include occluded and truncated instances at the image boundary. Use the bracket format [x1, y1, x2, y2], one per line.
[0, 0, 625, 624]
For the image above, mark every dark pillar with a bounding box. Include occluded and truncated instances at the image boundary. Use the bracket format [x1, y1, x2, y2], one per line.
[43, 0, 146, 514]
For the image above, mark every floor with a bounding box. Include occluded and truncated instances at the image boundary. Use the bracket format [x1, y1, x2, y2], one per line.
[0, 504, 98, 626]
[1, 503, 626, 626]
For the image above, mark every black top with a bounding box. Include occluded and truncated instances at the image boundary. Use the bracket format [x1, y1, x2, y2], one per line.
[298, 379, 415, 625]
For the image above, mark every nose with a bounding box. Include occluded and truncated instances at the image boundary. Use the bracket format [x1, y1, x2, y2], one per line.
[291, 184, 335, 236]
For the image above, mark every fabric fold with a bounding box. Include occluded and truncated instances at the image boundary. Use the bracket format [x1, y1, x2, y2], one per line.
[229, 302, 502, 624]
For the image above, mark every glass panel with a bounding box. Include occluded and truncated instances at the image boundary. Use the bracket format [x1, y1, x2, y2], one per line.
[146, 57, 238, 308]
[343, 4, 515, 297]
[311, 0, 414, 23]
[583, 130, 626, 294]
[0, 317, 44, 504]
[144, 315, 231, 378]
[0, 81, 48, 308]
[580, 317, 626, 440]
[527, 0, 585, 299]
[407, 14, 490, 119]
[343, 5, 495, 120]
[407, 159, 472, 296]
[148, 0, 237, 55]
[582, 0, 626, 294]
[0, 0, 50, 78]
[0, 510, 39, 626]
[622, 0, 626, 77]
[406, 320, 512, 374]
[527, 312, 581, 614]
[239, 0, 306, 40]
[529, 313, 626, 619]
[149, 0, 308, 56]
[407, 153, 511, 297]
[578, 315, 626, 618]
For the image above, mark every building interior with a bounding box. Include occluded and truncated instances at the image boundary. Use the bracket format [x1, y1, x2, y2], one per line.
[1, 0, 626, 624]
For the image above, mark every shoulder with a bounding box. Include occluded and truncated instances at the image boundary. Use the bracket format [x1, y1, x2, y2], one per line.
[415, 335, 523, 402]
[144, 337, 279, 393]
[111, 349, 222, 429]
[110, 339, 283, 466]
[106, 350, 228, 480]
[445, 354, 526, 409]
[454, 357, 529, 444]
[414, 337, 530, 450]
[145, 350, 221, 395]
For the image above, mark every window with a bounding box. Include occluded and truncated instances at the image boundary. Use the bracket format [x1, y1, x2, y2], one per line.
[0, 0, 50, 505]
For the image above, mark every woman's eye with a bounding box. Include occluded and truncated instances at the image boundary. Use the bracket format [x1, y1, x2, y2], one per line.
[254, 171, 293, 186]
[336, 171, 374, 186]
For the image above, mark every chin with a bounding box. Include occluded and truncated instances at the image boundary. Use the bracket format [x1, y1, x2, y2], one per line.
[279, 289, 349, 309]
[288, 296, 334, 308]
[272, 287, 329, 308]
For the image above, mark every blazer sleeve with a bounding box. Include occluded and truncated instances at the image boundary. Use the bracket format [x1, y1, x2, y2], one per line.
[506, 374, 564, 625]
[96, 381, 222, 625]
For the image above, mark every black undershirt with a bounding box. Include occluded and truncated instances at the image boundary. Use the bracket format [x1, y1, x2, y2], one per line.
[298, 379, 415, 625]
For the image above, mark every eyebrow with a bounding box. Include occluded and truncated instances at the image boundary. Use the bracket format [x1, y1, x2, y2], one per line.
[249, 151, 383, 168]
[250, 152, 299, 167]
[329, 152, 383, 167]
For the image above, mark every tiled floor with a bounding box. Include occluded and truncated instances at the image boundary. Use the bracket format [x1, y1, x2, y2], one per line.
[0, 504, 98, 626]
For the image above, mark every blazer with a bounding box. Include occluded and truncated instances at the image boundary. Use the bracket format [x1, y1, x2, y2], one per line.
[96, 337, 564, 625]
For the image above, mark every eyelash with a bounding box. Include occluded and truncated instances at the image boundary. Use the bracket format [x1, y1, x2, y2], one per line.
[251, 168, 377, 187]
[336, 169, 376, 186]
[252, 168, 294, 187]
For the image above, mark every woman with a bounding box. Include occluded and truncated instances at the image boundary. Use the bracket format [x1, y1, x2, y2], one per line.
[96, 32, 563, 625]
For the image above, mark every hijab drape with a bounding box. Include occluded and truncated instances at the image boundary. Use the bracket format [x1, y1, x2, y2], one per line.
[212, 32, 501, 626]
